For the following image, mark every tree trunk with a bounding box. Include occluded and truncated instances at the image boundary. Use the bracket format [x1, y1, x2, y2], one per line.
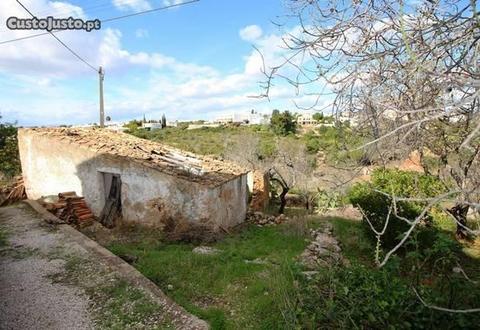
[448, 203, 470, 239]
[279, 187, 289, 214]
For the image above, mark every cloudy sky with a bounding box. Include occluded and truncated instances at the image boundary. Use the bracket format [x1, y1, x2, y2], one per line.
[0, 0, 330, 126]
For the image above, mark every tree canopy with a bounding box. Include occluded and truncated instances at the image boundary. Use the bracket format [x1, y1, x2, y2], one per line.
[270, 110, 297, 136]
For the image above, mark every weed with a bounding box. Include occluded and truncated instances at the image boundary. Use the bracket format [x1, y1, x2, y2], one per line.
[108, 223, 309, 329]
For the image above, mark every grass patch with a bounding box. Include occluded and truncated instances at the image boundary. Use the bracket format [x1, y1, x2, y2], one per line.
[105, 210, 480, 328]
[328, 216, 373, 265]
[108, 223, 310, 329]
[93, 279, 171, 330]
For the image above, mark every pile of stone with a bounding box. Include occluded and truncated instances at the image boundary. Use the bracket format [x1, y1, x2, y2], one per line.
[299, 224, 343, 270]
[246, 211, 289, 227]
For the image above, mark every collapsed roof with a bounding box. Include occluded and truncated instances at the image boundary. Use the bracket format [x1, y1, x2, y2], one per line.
[21, 128, 247, 187]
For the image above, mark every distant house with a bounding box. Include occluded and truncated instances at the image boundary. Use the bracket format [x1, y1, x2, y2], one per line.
[214, 111, 269, 125]
[18, 128, 249, 230]
[142, 122, 164, 131]
[296, 112, 318, 126]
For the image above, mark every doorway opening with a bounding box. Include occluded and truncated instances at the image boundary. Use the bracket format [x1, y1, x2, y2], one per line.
[100, 172, 122, 228]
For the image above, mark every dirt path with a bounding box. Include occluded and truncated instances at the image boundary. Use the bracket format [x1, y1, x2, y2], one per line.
[0, 203, 206, 330]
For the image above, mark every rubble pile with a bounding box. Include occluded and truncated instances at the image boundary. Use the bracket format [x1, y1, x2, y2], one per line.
[299, 224, 343, 269]
[0, 176, 26, 206]
[42, 192, 95, 227]
[246, 211, 289, 226]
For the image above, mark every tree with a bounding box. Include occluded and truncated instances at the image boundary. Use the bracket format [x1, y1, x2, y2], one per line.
[261, 0, 479, 262]
[270, 110, 297, 136]
[312, 112, 324, 122]
[161, 114, 167, 129]
[271, 138, 316, 213]
[123, 119, 142, 132]
[0, 117, 21, 179]
[225, 133, 316, 214]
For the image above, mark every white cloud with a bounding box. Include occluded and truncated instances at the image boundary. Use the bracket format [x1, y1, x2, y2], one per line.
[135, 28, 149, 38]
[112, 0, 151, 11]
[0, 0, 329, 125]
[97, 29, 218, 77]
[239, 25, 263, 42]
[163, 0, 185, 6]
[0, 0, 100, 77]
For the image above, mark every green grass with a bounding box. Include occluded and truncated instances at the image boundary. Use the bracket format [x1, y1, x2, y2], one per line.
[94, 280, 171, 330]
[105, 211, 480, 329]
[108, 223, 310, 329]
[328, 216, 374, 265]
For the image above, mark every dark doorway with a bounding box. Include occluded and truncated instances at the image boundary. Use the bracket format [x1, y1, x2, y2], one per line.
[100, 173, 122, 228]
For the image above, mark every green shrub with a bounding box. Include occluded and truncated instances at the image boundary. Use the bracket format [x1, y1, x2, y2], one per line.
[270, 110, 297, 136]
[296, 261, 480, 329]
[315, 189, 345, 212]
[0, 122, 21, 179]
[348, 169, 446, 248]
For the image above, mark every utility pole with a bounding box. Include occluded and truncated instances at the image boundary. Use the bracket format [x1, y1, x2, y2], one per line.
[99, 66, 105, 128]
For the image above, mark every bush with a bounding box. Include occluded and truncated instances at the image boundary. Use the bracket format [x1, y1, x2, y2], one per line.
[348, 169, 446, 248]
[296, 261, 480, 329]
[315, 189, 345, 212]
[270, 110, 296, 136]
[0, 122, 21, 179]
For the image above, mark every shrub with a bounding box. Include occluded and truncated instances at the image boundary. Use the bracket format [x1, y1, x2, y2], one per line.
[296, 261, 480, 329]
[315, 189, 345, 212]
[0, 122, 21, 179]
[270, 110, 297, 136]
[348, 169, 446, 248]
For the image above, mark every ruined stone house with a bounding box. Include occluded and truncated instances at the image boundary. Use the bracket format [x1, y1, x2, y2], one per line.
[18, 128, 249, 230]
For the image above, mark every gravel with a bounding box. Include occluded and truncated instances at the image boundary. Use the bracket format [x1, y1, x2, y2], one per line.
[0, 204, 94, 330]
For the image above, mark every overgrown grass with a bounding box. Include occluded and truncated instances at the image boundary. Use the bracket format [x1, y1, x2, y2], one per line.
[94, 280, 170, 330]
[328, 216, 374, 265]
[308, 214, 480, 329]
[105, 208, 480, 329]
[108, 223, 311, 329]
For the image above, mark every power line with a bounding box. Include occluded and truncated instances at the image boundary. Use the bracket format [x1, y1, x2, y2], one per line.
[15, 0, 98, 72]
[0, 0, 200, 46]
[102, 0, 199, 23]
[34, 0, 170, 20]
[34, 0, 117, 17]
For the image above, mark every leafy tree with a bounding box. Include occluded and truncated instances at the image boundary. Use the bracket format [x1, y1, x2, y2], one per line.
[312, 112, 324, 122]
[123, 119, 142, 132]
[348, 169, 446, 251]
[0, 117, 21, 179]
[270, 110, 296, 136]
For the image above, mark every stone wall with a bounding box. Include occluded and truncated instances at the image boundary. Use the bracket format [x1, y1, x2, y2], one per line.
[18, 129, 247, 229]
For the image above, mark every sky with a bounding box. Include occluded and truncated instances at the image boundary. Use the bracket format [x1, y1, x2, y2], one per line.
[0, 0, 327, 126]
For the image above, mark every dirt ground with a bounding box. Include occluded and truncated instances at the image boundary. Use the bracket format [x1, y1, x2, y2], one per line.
[0, 203, 183, 329]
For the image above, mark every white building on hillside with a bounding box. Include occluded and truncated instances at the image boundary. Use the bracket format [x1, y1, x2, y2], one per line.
[296, 112, 318, 126]
[214, 111, 269, 125]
